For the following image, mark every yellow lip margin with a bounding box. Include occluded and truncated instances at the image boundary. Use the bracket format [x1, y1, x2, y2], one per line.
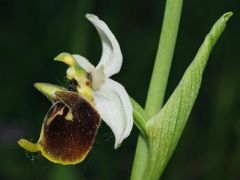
[17, 138, 90, 165]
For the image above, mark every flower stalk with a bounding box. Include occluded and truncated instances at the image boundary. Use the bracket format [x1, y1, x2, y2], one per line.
[131, 0, 183, 179]
[130, 98, 148, 139]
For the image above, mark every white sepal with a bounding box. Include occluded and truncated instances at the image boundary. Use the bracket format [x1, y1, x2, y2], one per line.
[86, 14, 123, 78]
[93, 78, 133, 148]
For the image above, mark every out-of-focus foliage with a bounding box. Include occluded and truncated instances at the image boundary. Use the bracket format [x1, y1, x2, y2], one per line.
[0, 0, 239, 180]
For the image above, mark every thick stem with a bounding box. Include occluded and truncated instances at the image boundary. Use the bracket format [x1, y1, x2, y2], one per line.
[130, 0, 183, 179]
[145, 0, 184, 114]
[130, 136, 149, 180]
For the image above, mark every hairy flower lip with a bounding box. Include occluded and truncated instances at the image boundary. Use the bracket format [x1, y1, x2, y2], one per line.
[18, 90, 101, 165]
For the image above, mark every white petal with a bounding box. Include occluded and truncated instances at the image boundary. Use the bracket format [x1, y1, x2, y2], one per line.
[86, 14, 123, 78]
[93, 79, 133, 148]
[72, 54, 95, 73]
[91, 65, 105, 90]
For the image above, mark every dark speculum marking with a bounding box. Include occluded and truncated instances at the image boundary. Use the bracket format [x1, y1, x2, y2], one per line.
[67, 79, 78, 92]
[41, 91, 100, 163]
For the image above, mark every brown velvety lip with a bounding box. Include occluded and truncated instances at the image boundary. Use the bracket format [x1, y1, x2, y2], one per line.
[40, 91, 101, 163]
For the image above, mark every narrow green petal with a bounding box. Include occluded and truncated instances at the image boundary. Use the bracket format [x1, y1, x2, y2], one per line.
[34, 83, 66, 102]
[54, 52, 75, 66]
[144, 12, 233, 179]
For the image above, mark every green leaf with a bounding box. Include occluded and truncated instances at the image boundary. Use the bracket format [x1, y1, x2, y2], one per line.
[144, 12, 233, 180]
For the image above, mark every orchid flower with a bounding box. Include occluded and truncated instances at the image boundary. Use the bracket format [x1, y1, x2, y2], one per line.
[18, 14, 133, 164]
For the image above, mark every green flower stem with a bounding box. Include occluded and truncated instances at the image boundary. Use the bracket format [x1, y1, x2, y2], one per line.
[131, 97, 149, 139]
[130, 136, 149, 180]
[130, 98, 148, 174]
[145, 0, 183, 114]
[130, 0, 183, 179]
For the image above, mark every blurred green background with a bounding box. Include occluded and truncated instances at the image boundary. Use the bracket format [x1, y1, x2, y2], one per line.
[1, 0, 240, 179]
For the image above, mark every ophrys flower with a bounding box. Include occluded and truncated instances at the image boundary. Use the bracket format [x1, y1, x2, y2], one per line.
[18, 14, 133, 165]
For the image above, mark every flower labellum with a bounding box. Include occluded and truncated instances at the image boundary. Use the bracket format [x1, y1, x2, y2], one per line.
[18, 90, 100, 164]
[18, 13, 133, 164]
